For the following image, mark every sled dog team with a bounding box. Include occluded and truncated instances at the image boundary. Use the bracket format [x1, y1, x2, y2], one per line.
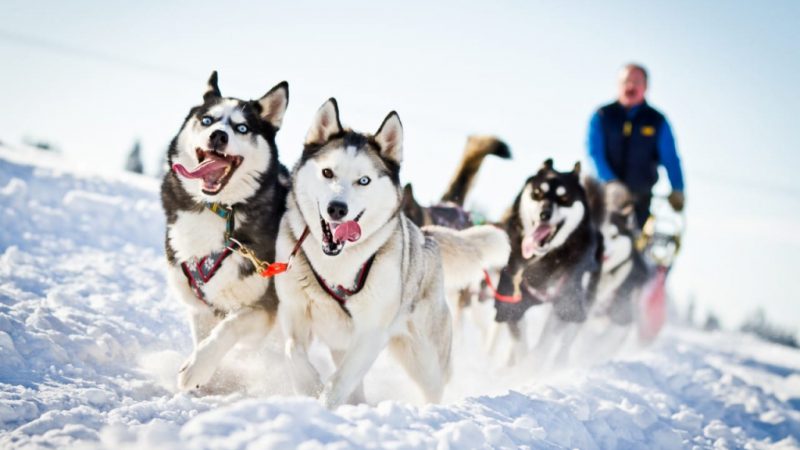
[162, 72, 649, 408]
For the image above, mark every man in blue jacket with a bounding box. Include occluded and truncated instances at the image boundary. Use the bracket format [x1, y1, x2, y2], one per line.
[587, 63, 685, 227]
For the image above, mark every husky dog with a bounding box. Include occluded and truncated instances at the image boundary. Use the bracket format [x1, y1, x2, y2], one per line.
[275, 99, 510, 408]
[161, 72, 289, 391]
[402, 135, 511, 229]
[491, 159, 603, 366]
[596, 206, 649, 327]
[401, 135, 511, 332]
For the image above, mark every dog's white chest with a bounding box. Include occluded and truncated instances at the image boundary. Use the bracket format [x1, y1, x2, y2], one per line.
[167, 209, 269, 311]
[168, 210, 228, 260]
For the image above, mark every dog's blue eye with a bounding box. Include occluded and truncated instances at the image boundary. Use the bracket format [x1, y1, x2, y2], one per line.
[235, 124, 249, 134]
[200, 116, 213, 126]
[358, 176, 371, 186]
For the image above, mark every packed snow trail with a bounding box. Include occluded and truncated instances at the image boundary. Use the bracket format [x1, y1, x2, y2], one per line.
[0, 146, 798, 449]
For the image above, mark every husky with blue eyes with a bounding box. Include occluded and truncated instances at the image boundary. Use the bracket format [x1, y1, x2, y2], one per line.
[161, 72, 289, 392]
[275, 98, 510, 408]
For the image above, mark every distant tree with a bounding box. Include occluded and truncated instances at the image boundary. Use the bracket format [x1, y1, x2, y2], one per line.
[125, 140, 144, 174]
[740, 308, 798, 348]
[22, 136, 60, 153]
[155, 148, 169, 178]
[703, 312, 720, 331]
[685, 294, 696, 327]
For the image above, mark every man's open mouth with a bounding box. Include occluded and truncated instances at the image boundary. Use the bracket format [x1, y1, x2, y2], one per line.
[172, 148, 243, 195]
[320, 211, 364, 256]
[521, 220, 564, 259]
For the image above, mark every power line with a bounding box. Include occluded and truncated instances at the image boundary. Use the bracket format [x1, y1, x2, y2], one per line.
[2, 29, 798, 198]
[0, 28, 194, 79]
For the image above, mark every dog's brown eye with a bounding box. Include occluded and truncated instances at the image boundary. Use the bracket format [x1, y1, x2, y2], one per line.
[322, 168, 334, 179]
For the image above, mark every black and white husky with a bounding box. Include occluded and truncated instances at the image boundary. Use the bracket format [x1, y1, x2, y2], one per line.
[274, 99, 510, 408]
[490, 159, 603, 366]
[161, 72, 289, 391]
[582, 192, 650, 355]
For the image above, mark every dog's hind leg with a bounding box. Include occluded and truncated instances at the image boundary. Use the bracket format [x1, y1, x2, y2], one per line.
[507, 319, 529, 366]
[331, 350, 367, 405]
[389, 333, 448, 403]
[178, 307, 273, 391]
[551, 321, 582, 368]
[389, 307, 452, 404]
[532, 311, 563, 369]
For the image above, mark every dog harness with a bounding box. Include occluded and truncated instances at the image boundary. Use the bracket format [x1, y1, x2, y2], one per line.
[428, 203, 473, 230]
[180, 203, 235, 305]
[483, 270, 567, 304]
[310, 254, 376, 317]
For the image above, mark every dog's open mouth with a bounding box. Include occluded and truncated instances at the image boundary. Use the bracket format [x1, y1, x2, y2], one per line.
[521, 221, 563, 259]
[320, 211, 364, 256]
[172, 149, 244, 195]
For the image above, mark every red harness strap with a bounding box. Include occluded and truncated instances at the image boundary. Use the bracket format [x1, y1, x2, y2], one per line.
[310, 254, 376, 317]
[483, 270, 523, 303]
[483, 270, 567, 304]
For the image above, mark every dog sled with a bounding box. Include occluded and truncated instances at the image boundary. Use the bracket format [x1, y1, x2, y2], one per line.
[636, 195, 684, 342]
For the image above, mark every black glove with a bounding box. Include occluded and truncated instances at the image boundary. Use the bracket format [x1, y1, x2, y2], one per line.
[668, 191, 685, 212]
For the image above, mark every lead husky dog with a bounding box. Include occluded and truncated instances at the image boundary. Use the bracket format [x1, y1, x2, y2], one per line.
[275, 99, 510, 408]
[161, 72, 289, 391]
[490, 159, 603, 367]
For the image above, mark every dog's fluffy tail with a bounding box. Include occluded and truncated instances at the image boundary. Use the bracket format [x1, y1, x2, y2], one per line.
[424, 224, 511, 292]
[440, 135, 511, 206]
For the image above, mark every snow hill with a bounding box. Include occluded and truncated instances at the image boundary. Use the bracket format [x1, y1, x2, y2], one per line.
[1, 145, 799, 449]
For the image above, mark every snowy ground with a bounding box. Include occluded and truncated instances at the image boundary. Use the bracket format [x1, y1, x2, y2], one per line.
[1, 145, 799, 449]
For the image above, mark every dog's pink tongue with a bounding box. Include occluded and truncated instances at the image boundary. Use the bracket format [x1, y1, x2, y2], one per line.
[333, 220, 361, 243]
[533, 224, 552, 243]
[172, 158, 228, 180]
[521, 234, 537, 259]
[521, 224, 553, 259]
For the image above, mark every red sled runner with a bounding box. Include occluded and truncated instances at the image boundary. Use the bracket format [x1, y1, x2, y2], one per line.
[636, 196, 684, 342]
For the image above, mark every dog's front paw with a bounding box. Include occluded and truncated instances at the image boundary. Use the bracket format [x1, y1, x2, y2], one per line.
[177, 353, 216, 391]
[319, 383, 344, 409]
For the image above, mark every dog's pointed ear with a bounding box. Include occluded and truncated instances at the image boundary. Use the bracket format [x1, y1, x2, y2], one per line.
[572, 161, 581, 176]
[204, 71, 221, 102]
[539, 158, 554, 173]
[257, 81, 289, 129]
[305, 98, 343, 145]
[375, 111, 403, 164]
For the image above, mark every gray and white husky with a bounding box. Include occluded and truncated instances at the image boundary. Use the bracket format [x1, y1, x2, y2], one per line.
[274, 99, 510, 408]
[161, 72, 289, 391]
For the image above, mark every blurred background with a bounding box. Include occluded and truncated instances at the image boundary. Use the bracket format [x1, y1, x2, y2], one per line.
[2, 0, 798, 338]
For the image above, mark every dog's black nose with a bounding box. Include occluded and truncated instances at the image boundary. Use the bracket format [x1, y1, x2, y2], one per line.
[327, 201, 349, 221]
[540, 209, 552, 221]
[209, 130, 228, 150]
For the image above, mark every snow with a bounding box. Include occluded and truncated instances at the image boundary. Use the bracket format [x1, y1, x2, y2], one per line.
[1, 144, 799, 449]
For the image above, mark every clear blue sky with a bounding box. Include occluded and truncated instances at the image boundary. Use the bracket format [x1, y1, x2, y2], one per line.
[2, 0, 799, 332]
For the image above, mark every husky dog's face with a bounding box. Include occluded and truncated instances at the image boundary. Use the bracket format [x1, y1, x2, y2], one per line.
[169, 71, 288, 205]
[293, 99, 403, 256]
[602, 209, 635, 271]
[517, 159, 586, 259]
